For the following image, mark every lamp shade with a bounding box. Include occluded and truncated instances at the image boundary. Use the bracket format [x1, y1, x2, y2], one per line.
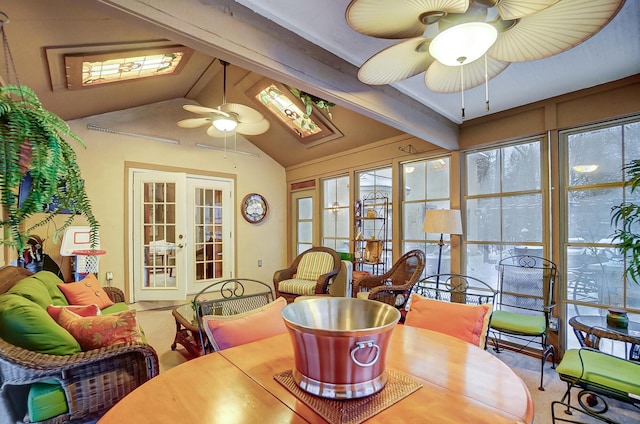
[423, 209, 463, 235]
[429, 22, 498, 67]
[212, 116, 238, 132]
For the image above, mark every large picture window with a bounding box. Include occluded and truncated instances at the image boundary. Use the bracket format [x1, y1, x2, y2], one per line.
[321, 175, 350, 254]
[402, 157, 451, 275]
[562, 118, 640, 354]
[464, 138, 546, 286]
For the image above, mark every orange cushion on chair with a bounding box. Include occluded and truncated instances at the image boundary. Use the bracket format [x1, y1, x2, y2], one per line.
[56, 307, 142, 351]
[57, 274, 114, 309]
[405, 293, 491, 348]
[203, 297, 287, 351]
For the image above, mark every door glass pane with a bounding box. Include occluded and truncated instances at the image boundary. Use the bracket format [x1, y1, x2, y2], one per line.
[298, 198, 312, 220]
[194, 187, 223, 281]
[143, 182, 177, 289]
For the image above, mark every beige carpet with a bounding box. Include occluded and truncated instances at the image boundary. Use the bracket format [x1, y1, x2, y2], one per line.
[136, 308, 640, 423]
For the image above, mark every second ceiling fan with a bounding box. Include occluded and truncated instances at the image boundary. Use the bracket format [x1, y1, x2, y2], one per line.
[177, 60, 270, 136]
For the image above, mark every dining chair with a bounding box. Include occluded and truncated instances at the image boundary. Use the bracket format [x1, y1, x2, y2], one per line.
[490, 255, 558, 391]
[192, 278, 277, 355]
[273, 246, 342, 303]
[352, 249, 425, 312]
[408, 273, 496, 349]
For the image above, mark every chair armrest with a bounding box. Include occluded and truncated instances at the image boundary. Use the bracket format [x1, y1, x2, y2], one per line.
[314, 269, 340, 294]
[273, 267, 296, 285]
[0, 337, 159, 420]
[103, 286, 125, 303]
[352, 274, 387, 297]
[368, 284, 413, 308]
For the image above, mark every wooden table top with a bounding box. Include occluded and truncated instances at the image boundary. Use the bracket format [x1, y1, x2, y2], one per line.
[99, 325, 533, 424]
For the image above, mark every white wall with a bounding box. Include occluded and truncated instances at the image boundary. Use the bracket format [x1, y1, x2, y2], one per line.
[27, 98, 287, 299]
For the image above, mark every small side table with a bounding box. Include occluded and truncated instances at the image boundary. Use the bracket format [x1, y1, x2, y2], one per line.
[171, 303, 207, 357]
[569, 315, 640, 361]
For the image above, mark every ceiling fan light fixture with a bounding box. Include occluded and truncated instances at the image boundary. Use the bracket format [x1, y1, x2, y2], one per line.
[429, 22, 498, 66]
[212, 116, 238, 132]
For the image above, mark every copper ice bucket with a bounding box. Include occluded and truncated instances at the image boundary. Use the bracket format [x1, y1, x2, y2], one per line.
[281, 298, 400, 399]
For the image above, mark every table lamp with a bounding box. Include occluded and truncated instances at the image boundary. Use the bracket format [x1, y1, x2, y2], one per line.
[423, 209, 463, 284]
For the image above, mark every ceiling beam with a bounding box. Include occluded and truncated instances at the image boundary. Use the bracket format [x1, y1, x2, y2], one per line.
[96, 0, 459, 151]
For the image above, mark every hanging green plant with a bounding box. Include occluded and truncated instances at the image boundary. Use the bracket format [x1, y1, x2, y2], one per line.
[0, 84, 99, 253]
[289, 88, 335, 131]
[611, 159, 640, 284]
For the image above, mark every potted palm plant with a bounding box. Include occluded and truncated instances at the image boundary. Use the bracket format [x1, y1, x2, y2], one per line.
[0, 84, 98, 255]
[611, 159, 640, 284]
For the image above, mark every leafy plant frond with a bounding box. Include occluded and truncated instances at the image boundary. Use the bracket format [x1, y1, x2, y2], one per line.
[0, 84, 98, 253]
[611, 159, 640, 284]
[289, 88, 335, 129]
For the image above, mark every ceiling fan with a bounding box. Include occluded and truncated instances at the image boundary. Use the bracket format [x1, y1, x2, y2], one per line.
[346, 0, 625, 116]
[177, 60, 270, 136]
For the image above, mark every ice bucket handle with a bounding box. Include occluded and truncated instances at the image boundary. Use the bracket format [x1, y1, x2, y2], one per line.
[350, 340, 380, 367]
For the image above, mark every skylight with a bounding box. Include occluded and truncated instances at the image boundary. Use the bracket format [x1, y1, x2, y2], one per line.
[64, 46, 192, 89]
[255, 84, 322, 138]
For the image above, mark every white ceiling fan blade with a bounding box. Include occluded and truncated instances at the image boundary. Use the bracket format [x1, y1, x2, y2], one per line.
[177, 117, 212, 128]
[220, 103, 265, 123]
[489, 0, 625, 62]
[236, 119, 270, 136]
[494, 0, 559, 21]
[358, 37, 435, 85]
[206, 125, 226, 138]
[183, 104, 230, 117]
[346, 0, 468, 39]
[425, 57, 509, 93]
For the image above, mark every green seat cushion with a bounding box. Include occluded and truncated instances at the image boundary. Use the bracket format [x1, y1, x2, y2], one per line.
[557, 349, 640, 397]
[277, 279, 318, 296]
[0, 294, 81, 355]
[33, 271, 69, 306]
[490, 310, 546, 335]
[6, 276, 53, 309]
[27, 380, 68, 422]
[101, 302, 130, 315]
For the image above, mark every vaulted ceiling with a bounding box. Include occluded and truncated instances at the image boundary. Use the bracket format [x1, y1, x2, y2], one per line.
[2, 0, 638, 167]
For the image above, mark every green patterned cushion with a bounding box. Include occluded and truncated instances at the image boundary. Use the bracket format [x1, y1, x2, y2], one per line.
[490, 310, 546, 335]
[557, 349, 640, 396]
[295, 252, 333, 281]
[278, 279, 319, 296]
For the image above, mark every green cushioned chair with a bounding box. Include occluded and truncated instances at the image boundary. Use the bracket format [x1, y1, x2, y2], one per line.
[552, 348, 640, 423]
[489, 255, 558, 391]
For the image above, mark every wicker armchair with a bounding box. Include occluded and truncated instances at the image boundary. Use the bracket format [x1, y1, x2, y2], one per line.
[273, 247, 341, 303]
[352, 249, 425, 311]
[0, 266, 159, 424]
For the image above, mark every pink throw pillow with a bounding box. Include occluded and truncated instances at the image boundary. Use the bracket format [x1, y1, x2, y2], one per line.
[203, 297, 287, 351]
[56, 307, 142, 351]
[57, 274, 114, 309]
[47, 304, 100, 321]
[405, 293, 491, 347]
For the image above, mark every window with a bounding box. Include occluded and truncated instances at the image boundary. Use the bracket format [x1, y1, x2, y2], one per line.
[356, 167, 392, 272]
[464, 138, 547, 286]
[402, 157, 451, 275]
[321, 176, 350, 254]
[562, 117, 640, 354]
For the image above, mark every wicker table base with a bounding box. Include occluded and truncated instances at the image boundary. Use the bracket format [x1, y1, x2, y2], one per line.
[274, 369, 422, 424]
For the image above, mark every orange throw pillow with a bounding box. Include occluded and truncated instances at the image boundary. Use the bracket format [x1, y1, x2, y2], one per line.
[56, 307, 142, 351]
[405, 293, 491, 348]
[203, 297, 287, 351]
[57, 274, 114, 309]
[47, 304, 100, 321]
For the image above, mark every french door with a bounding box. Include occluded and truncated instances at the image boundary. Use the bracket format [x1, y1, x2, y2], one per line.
[131, 169, 234, 301]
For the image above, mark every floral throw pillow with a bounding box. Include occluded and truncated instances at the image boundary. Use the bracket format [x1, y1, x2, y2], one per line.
[56, 307, 142, 351]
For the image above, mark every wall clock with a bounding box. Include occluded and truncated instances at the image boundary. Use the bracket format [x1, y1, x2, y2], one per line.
[241, 193, 268, 224]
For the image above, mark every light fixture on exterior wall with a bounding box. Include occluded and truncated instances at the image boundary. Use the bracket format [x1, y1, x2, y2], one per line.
[405, 166, 415, 174]
[572, 164, 599, 173]
[330, 201, 341, 213]
[423, 209, 463, 288]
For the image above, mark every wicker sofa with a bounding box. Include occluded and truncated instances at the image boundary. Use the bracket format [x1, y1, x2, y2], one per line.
[0, 266, 159, 423]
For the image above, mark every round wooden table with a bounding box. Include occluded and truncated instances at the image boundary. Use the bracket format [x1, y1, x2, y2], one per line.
[99, 325, 533, 423]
